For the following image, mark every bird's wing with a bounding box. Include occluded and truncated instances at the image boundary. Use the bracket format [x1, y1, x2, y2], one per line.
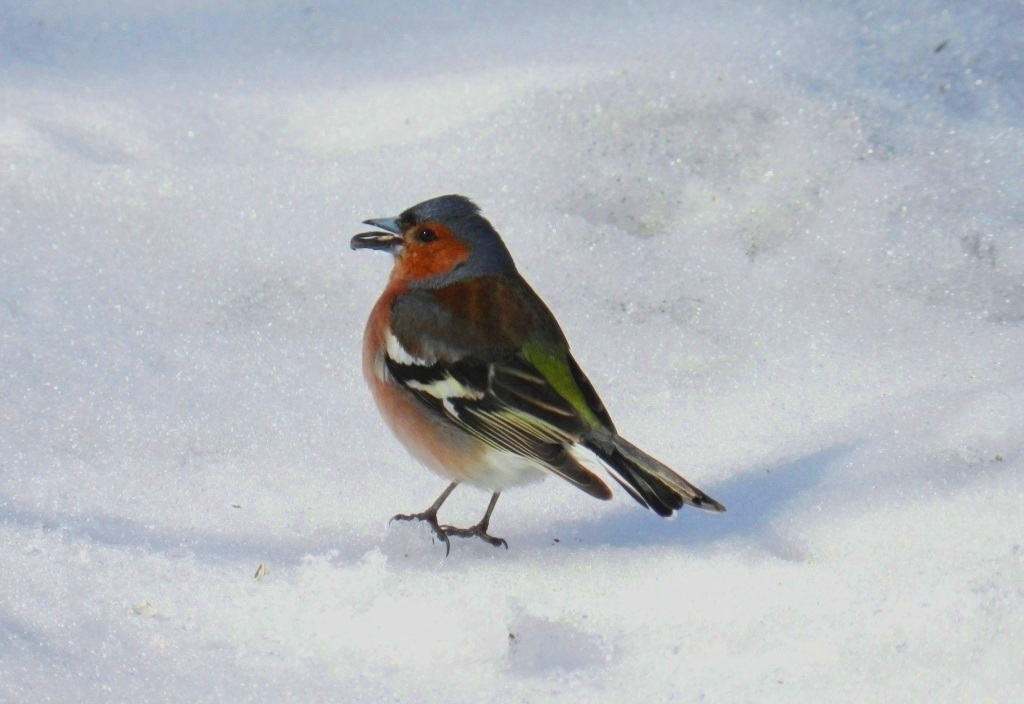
[387, 287, 612, 499]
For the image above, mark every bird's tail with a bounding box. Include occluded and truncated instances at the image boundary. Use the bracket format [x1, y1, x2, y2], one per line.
[583, 436, 725, 517]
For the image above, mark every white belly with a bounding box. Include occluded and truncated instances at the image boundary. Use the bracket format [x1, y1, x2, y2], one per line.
[466, 447, 549, 492]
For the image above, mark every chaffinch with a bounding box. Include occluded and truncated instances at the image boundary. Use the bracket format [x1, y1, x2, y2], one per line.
[352, 195, 724, 553]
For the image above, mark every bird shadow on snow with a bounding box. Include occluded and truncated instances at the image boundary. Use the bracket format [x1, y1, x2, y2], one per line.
[515, 443, 856, 557]
[0, 443, 855, 569]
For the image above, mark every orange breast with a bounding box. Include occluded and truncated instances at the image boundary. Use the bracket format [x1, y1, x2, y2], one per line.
[361, 284, 487, 482]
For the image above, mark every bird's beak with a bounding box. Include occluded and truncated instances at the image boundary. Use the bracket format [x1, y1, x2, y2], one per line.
[361, 217, 401, 234]
[351, 216, 403, 252]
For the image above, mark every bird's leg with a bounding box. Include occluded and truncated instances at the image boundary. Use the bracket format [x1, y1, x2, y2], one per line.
[390, 481, 458, 555]
[441, 492, 508, 550]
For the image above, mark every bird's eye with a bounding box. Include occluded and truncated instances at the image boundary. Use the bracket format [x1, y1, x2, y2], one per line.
[416, 228, 438, 243]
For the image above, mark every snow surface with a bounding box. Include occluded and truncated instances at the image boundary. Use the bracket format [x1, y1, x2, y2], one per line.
[2, 1, 1024, 702]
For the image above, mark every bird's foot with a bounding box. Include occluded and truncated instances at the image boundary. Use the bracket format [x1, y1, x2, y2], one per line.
[390, 511, 451, 556]
[440, 523, 509, 550]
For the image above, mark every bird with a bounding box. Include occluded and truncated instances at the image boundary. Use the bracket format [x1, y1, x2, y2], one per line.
[351, 195, 724, 553]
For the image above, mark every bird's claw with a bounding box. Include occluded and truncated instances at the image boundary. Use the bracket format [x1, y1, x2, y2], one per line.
[390, 511, 452, 556]
[440, 523, 509, 550]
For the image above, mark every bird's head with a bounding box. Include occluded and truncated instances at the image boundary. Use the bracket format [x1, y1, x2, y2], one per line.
[351, 195, 516, 287]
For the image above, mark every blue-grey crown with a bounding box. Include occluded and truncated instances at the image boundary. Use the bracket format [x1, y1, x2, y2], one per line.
[400, 194, 481, 227]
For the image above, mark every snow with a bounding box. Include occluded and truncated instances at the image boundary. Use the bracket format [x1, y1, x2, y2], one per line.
[2, 0, 1023, 701]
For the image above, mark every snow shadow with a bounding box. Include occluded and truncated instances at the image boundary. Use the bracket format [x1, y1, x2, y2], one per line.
[0, 614, 63, 660]
[0, 497, 369, 566]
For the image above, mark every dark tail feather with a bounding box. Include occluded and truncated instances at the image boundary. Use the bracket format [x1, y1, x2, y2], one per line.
[584, 437, 725, 516]
[546, 445, 614, 501]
